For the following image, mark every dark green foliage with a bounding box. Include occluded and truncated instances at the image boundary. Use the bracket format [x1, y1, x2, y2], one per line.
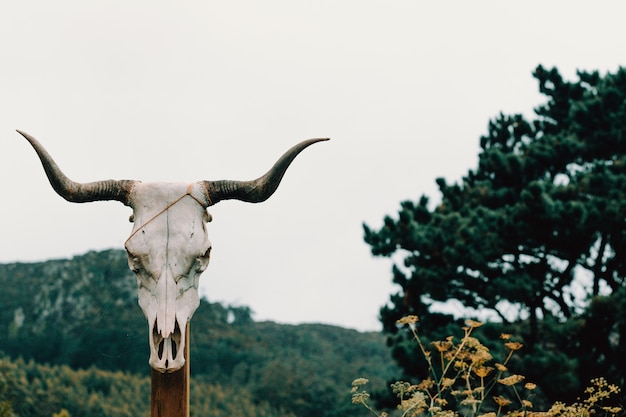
[0, 355, 298, 417]
[0, 358, 17, 417]
[575, 285, 626, 392]
[1, 250, 146, 372]
[364, 66, 626, 403]
[0, 250, 398, 416]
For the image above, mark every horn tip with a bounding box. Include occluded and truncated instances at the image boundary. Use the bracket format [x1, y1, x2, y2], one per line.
[309, 137, 330, 143]
[16, 129, 31, 140]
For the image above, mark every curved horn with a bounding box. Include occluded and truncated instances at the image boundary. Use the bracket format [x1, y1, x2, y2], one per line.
[203, 138, 329, 206]
[17, 130, 136, 205]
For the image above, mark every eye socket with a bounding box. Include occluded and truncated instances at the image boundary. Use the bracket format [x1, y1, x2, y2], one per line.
[126, 250, 143, 273]
[195, 247, 211, 273]
[130, 257, 142, 273]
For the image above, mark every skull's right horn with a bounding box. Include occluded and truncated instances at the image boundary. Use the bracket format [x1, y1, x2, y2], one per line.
[202, 138, 329, 206]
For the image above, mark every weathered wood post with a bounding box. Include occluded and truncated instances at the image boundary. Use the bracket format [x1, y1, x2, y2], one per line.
[151, 325, 190, 417]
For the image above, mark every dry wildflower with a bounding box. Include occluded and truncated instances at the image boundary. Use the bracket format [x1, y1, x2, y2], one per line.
[587, 377, 620, 395]
[351, 391, 370, 404]
[406, 384, 420, 393]
[465, 336, 483, 349]
[493, 395, 512, 407]
[351, 318, 626, 417]
[498, 374, 525, 386]
[504, 341, 523, 351]
[466, 319, 483, 328]
[454, 360, 469, 371]
[391, 381, 412, 397]
[460, 396, 481, 406]
[444, 351, 456, 362]
[432, 340, 454, 352]
[495, 363, 508, 372]
[587, 378, 609, 394]
[442, 377, 456, 388]
[581, 377, 622, 411]
[416, 378, 435, 391]
[547, 401, 566, 415]
[434, 398, 448, 406]
[352, 378, 369, 388]
[399, 390, 428, 416]
[471, 347, 494, 366]
[397, 315, 419, 325]
[474, 366, 494, 378]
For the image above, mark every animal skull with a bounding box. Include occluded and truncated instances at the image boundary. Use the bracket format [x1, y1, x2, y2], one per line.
[17, 130, 327, 373]
[125, 182, 211, 371]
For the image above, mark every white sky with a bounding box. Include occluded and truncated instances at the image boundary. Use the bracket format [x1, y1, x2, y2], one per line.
[1, 1, 624, 331]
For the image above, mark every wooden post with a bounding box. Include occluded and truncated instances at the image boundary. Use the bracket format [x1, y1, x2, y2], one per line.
[151, 325, 190, 417]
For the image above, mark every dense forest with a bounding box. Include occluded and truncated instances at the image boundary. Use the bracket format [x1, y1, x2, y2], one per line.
[0, 249, 398, 416]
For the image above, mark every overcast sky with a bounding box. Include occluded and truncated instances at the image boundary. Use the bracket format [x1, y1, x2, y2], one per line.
[1, 1, 625, 331]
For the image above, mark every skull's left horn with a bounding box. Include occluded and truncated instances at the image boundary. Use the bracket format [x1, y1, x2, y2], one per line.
[202, 138, 329, 206]
[16, 130, 136, 205]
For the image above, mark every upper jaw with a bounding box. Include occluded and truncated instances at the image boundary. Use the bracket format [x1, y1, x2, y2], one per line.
[149, 318, 186, 373]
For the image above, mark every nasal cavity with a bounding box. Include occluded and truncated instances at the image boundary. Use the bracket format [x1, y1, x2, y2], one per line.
[153, 319, 182, 365]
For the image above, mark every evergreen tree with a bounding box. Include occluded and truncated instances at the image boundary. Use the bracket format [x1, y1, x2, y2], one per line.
[364, 65, 626, 402]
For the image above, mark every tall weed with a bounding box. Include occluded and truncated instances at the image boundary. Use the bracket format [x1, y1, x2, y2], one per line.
[352, 316, 623, 417]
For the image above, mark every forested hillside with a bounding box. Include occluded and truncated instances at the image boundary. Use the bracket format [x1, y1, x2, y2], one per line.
[0, 250, 397, 416]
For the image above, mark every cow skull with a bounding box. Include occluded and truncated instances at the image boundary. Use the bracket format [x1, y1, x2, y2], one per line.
[17, 130, 327, 373]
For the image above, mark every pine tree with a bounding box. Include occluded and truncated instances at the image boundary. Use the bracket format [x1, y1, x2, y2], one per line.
[364, 65, 626, 402]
